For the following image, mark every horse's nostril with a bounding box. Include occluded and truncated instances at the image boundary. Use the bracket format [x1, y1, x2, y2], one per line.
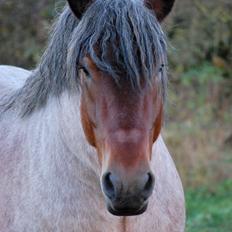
[102, 172, 115, 200]
[143, 172, 155, 197]
[102, 171, 154, 202]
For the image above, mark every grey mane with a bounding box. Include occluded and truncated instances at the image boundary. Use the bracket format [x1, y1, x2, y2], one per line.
[1, 0, 167, 116]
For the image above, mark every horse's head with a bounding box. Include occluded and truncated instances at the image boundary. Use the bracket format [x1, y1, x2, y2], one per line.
[67, 0, 175, 216]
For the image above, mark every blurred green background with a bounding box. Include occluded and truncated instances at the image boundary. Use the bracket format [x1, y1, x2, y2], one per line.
[0, 0, 231, 231]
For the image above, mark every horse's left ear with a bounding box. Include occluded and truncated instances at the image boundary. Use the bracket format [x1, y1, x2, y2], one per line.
[67, 0, 92, 19]
[145, 0, 175, 21]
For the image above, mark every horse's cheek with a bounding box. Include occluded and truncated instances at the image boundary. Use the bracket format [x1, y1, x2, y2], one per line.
[152, 105, 163, 144]
[80, 100, 96, 147]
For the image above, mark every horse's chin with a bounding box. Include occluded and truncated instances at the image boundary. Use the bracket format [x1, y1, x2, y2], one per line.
[107, 203, 148, 217]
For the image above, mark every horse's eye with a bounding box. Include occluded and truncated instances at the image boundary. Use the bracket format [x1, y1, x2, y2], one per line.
[79, 66, 90, 78]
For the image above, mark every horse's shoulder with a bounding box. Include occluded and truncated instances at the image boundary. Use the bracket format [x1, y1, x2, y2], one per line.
[152, 135, 182, 184]
[151, 135, 186, 230]
[153, 135, 170, 156]
[0, 65, 31, 90]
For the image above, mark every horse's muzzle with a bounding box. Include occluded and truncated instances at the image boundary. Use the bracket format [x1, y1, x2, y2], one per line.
[101, 171, 155, 216]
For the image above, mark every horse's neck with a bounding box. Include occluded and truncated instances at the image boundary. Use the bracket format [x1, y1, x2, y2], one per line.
[24, 92, 100, 183]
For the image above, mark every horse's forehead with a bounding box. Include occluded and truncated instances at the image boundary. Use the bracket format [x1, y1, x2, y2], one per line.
[83, 56, 156, 93]
[84, 57, 97, 73]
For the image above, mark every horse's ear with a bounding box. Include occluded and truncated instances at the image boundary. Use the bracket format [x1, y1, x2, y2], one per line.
[67, 0, 92, 19]
[145, 0, 175, 21]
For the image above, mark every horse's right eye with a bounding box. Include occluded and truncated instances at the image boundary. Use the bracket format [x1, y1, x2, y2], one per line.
[79, 66, 91, 78]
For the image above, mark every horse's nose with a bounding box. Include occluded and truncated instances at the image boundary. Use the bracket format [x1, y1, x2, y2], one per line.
[102, 172, 118, 200]
[102, 171, 155, 201]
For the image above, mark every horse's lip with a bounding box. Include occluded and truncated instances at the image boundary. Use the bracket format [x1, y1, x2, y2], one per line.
[107, 203, 148, 216]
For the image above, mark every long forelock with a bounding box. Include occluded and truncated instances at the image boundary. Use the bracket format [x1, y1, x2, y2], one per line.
[68, 0, 167, 92]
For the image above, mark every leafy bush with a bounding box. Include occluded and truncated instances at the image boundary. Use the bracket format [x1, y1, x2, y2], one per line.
[166, 0, 232, 70]
[0, 0, 57, 68]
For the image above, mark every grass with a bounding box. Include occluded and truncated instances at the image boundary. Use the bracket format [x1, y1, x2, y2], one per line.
[186, 180, 232, 232]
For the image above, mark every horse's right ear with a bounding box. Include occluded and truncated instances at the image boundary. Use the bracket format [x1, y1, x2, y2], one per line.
[145, 0, 175, 21]
[67, 0, 92, 19]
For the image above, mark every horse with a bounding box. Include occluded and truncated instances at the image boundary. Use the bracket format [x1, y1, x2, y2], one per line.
[0, 0, 185, 231]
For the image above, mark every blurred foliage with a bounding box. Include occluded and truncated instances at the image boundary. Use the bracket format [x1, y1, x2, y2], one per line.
[0, 0, 63, 68]
[168, 63, 231, 123]
[166, 0, 232, 70]
[0, 0, 231, 230]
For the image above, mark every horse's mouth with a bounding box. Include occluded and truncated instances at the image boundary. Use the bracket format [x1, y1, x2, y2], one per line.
[107, 203, 148, 216]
